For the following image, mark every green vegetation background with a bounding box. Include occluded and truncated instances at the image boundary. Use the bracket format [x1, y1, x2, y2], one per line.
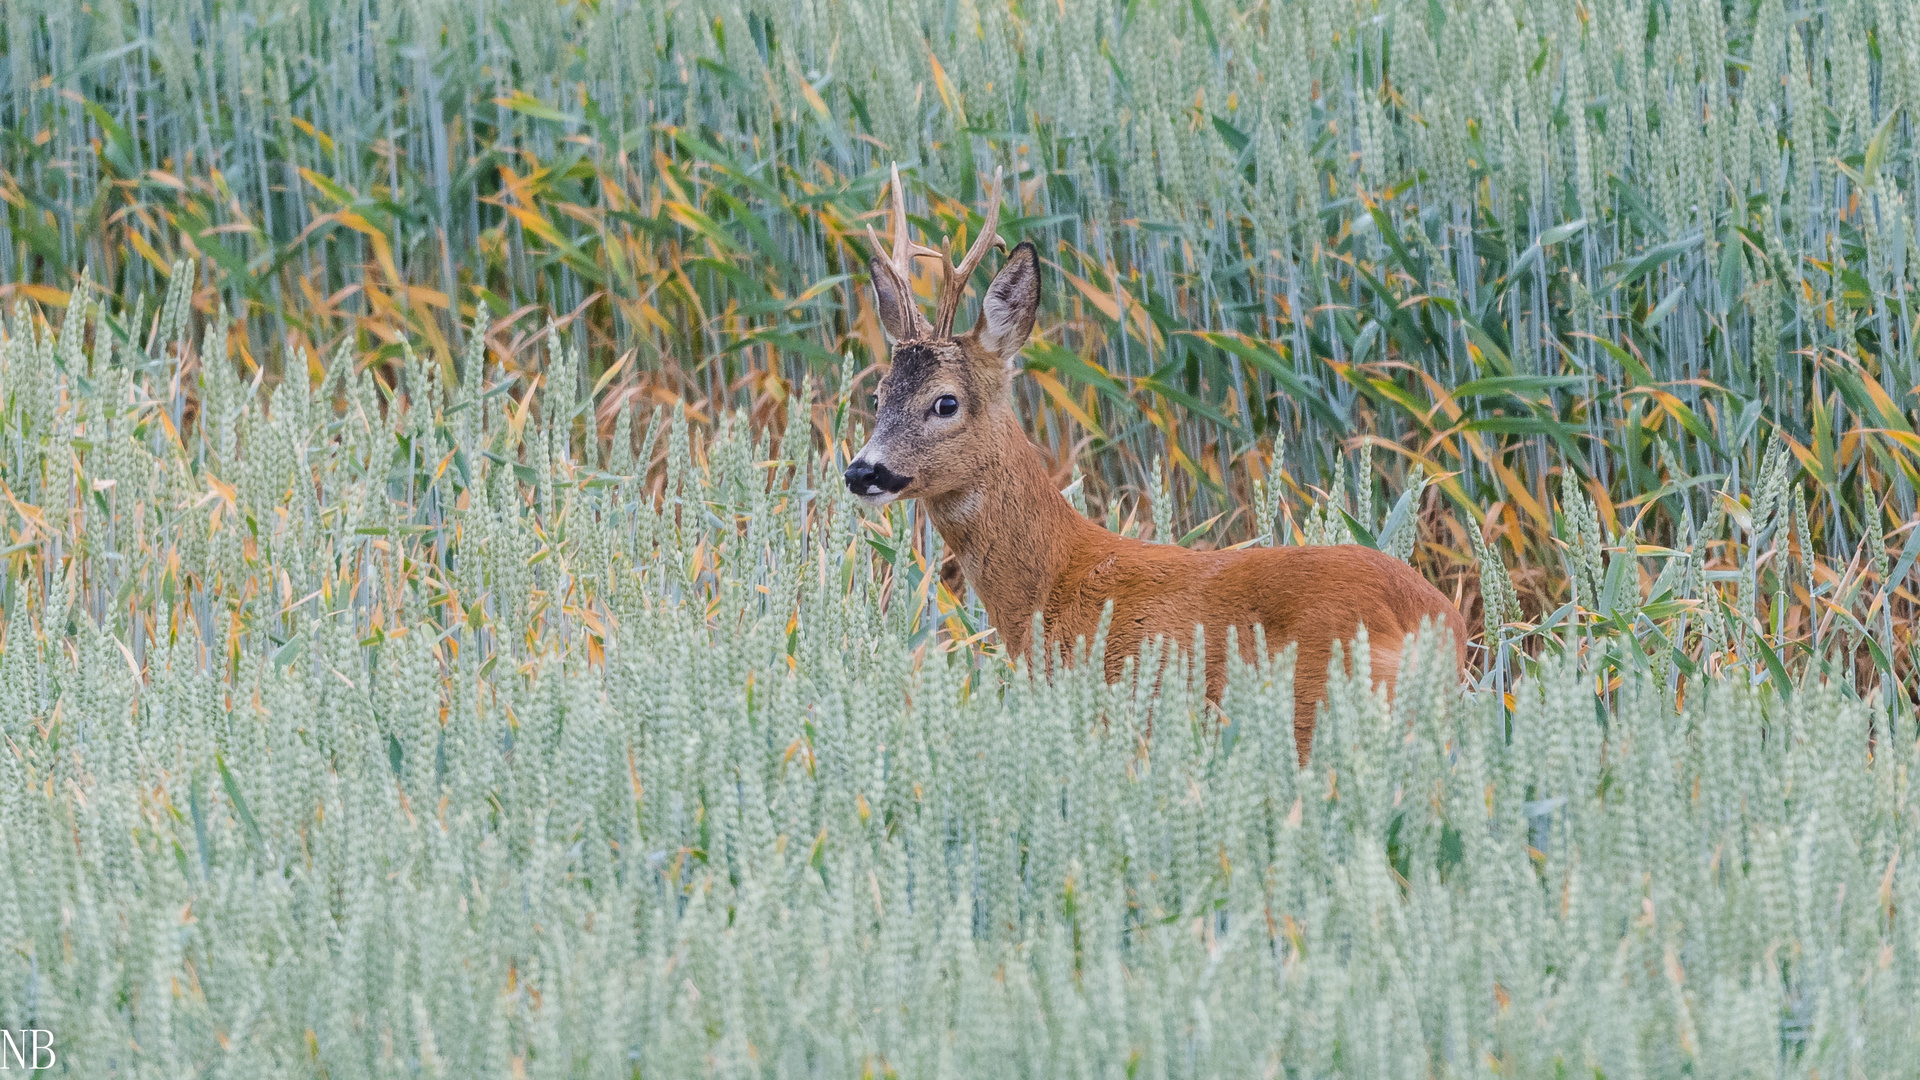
[2, 0, 1920, 1074]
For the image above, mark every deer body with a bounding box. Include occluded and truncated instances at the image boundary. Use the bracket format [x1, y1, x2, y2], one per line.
[846, 165, 1467, 752]
[921, 410, 1466, 757]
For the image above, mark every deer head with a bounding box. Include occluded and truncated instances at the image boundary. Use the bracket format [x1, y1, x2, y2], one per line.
[844, 164, 1040, 506]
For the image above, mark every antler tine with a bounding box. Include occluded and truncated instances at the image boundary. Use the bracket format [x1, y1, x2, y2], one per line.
[863, 163, 940, 338]
[895, 165, 947, 274]
[932, 166, 1006, 337]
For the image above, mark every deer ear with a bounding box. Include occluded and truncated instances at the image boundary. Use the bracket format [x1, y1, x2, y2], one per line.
[972, 240, 1039, 371]
[869, 257, 929, 344]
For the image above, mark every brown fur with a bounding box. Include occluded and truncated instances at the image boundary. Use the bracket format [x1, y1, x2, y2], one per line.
[852, 239, 1468, 758]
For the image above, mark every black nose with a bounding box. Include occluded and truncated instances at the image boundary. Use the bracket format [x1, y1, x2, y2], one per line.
[844, 460, 913, 496]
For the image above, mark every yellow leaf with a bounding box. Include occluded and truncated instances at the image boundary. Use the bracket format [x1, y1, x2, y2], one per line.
[405, 286, 451, 310]
[1857, 374, 1914, 433]
[796, 74, 833, 121]
[336, 211, 403, 287]
[126, 230, 173, 276]
[1492, 460, 1552, 532]
[925, 47, 965, 123]
[289, 117, 336, 156]
[3, 283, 70, 307]
[1030, 369, 1105, 437]
[501, 203, 568, 249]
[1060, 267, 1122, 322]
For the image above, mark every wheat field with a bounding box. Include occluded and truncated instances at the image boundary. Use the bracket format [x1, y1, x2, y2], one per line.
[0, 290, 1915, 1073]
[4, 0, 1920, 1074]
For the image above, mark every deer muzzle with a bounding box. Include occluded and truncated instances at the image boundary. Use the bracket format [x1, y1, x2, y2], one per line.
[844, 459, 913, 502]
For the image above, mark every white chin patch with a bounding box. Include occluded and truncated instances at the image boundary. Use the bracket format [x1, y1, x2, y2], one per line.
[942, 490, 981, 521]
[855, 489, 901, 507]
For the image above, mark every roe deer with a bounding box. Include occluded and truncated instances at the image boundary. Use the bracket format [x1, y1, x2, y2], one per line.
[844, 165, 1467, 756]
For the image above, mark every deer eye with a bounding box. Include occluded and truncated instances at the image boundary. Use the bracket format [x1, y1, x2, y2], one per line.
[932, 394, 960, 418]
[869, 393, 879, 411]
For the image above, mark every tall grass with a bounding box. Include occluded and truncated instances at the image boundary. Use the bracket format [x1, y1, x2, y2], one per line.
[5, 1, 1920, 621]
[0, 286, 1916, 1074]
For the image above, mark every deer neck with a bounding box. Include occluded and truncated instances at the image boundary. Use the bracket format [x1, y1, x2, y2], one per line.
[925, 413, 1088, 655]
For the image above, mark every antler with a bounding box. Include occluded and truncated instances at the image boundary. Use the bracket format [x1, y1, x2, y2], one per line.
[866, 163, 940, 340]
[932, 165, 1004, 338]
[865, 163, 1006, 340]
